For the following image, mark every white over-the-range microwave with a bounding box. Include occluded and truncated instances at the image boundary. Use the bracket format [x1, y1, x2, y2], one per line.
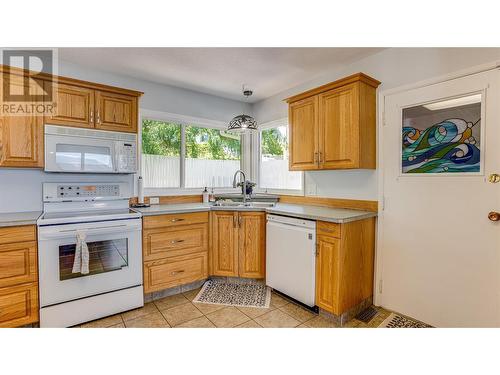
[44, 125, 137, 174]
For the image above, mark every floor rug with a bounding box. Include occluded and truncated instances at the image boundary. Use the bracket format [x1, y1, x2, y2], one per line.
[379, 313, 432, 328]
[193, 280, 271, 308]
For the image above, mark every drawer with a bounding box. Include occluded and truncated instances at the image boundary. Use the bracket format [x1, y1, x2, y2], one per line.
[0, 282, 39, 327]
[143, 212, 209, 229]
[0, 241, 37, 288]
[317, 221, 341, 238]
[144, 253, 208, 293]
[143, 224, 208, 261]
[0, 225, 36, 245]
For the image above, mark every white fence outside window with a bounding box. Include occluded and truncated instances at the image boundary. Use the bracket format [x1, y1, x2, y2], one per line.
[260, 156, 302, 190]
[142, 154, 240, 188]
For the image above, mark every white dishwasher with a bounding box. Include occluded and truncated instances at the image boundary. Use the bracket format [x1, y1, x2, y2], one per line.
[266, 214, 316, 308]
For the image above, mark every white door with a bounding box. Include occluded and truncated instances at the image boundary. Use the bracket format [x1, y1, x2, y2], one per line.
[379, 69, 500, 327]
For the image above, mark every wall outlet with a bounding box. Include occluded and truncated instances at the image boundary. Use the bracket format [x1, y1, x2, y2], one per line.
[149, 196, 160, 205]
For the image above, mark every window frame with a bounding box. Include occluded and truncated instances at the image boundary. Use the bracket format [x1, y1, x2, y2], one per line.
[140, 109, 247, 196]
[251, 118, 304, 196]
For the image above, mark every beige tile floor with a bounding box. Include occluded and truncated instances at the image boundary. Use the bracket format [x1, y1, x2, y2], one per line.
[77, 288, 393, 328]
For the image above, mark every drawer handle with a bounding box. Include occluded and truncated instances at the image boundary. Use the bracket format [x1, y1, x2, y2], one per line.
[170, 218, 185, 222]
[320, 228, 335, 233]
[170, 270, 185, 276]
[170, 239, 185, 244]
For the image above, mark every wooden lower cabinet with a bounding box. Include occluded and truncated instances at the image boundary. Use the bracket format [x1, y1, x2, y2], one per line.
[142, 212, 209, 294]
[315, 218, 375, 315]
[211, 211, 265, 278]
[0, 225, 38, 327]
[315, 235, 340, 312]
[211, 211, 238, 276]
[238, 212, 266, 278]
[144, 253, 208, 293]
[0, 283, 38, 328]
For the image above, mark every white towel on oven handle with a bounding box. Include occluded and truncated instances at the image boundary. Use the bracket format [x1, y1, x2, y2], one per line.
[72, 230, 90, 275]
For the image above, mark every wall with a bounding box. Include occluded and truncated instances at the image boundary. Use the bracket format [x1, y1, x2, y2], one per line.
[253, 48, 500, 200]
[0, 60, 252, 213]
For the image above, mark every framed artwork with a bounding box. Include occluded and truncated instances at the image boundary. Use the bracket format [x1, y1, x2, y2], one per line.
[401, 93, 482, 174]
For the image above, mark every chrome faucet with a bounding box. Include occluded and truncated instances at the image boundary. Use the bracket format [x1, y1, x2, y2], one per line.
[232, 170, 247, 203]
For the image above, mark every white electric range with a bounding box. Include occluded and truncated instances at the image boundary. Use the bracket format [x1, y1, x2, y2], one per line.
[37, 182, 144, 327]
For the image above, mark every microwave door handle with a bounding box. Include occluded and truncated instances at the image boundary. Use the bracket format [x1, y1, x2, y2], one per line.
[114, 142, 119, 172]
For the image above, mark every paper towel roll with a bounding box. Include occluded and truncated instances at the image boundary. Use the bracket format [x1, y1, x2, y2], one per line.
[138, 176, 144, 204]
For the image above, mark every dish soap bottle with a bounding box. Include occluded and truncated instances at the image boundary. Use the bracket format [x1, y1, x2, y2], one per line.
[209, 187, 216, 202]
[202, 187, 209, 203]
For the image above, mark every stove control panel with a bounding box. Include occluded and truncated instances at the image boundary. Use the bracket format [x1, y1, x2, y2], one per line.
[42, 183, 129, 201]
[57, 184, 120, 198]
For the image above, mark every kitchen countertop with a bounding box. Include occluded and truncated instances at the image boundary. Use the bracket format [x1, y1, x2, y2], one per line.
[0, 211, 42, 228]
[134, 202, 376, 223]
[268, 203, 376, 224]
[134, 203, 212, 216]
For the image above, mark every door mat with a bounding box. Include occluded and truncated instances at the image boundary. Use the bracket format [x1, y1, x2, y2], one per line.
[193, 280, 271, 308]
[378, 313, 432, 328]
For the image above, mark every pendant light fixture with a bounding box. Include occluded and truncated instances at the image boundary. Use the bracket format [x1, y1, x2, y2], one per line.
[227, 85, 257, 134]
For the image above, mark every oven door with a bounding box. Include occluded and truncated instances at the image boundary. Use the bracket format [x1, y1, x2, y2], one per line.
[45, 134, 116, 173]
[38, 219, 142, 307]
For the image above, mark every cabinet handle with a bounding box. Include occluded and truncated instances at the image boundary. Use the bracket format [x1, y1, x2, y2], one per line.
[170, 270, 185, 276]
[319, 151, 323, 164]
[315, 243, 320, 256]
[170, 239, 185, 244]
[314, 152, 319, 166]
[238, 215, 242, 227]
[170, 218, 185, 222]
[96, 111, 101, 124]
[90, 110, 94, 123]
[233, 214, 237, 228]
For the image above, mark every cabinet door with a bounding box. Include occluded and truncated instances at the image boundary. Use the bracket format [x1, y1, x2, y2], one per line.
[0, 241, 37, 288]
[238, 212, 266, 279]
[0, 282, 38, 328]
[211, 211, 238, 276]
[95, 91, 137, 133]
[318, 83, 359, 169]
[0, 74, 44, 168]
[48, 83, 95, 128]
[315, 235, 340, 314]
[288, 96, 319, 170]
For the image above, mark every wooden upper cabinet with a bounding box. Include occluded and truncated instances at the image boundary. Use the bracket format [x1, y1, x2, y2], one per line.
[48, 83, 94, 128]
[289, 96, 318, 170]
[286, 73, 380, 171]
[0, 74, 44, 168]
[238, 212, 266, 279]
[0, 66, 142, 169]
[319, 83, 357, 169]
[211, 211, 238, 277]
[95, 91, 137, 133]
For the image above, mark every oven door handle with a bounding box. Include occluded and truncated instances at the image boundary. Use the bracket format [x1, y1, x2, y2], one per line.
[39, 224, 137, 239]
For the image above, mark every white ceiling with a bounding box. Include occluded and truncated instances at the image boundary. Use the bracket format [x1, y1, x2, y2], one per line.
[58, 48, 384, 102]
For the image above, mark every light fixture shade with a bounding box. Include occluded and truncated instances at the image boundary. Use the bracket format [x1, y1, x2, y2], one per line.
[227, 114, 257, 134]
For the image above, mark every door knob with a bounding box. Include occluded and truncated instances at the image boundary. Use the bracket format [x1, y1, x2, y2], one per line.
[489, 174, 500, 183]
[488, 211, 500, 221]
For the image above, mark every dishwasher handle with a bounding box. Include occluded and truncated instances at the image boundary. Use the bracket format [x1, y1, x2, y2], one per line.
[266, 219, 316, 233]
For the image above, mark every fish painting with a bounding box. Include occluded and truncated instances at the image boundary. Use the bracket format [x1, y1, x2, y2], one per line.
[402, 118, 480, 173]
